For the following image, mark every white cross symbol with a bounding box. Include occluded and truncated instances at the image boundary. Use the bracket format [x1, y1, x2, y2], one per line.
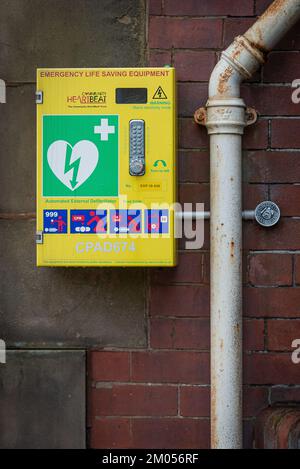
[94, 118, 115, 141]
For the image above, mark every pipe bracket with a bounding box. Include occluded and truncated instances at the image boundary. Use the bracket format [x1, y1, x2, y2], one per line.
[254, 201, 281, 227]
[175, 201, 281, 227]
[194, 107, 207, 126]
[245, 107, 258, 126]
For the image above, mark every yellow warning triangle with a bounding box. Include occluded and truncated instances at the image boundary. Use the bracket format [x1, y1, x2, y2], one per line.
[153, 86, 168, 99]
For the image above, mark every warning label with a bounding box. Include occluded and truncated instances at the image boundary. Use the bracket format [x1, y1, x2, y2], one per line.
[152, 86, 168, 99]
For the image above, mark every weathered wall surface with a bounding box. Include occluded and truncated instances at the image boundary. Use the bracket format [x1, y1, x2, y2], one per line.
[89, 0, 300, 449]
[0, 0, 146, 448]
[0, 0, 147, 348]
[0, 351, 86, 448]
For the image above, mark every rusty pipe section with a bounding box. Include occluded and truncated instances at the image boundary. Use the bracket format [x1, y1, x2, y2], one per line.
[199, 0, 300, 450]
[209, 0, 300, 100]
[245, 0, 300, 53]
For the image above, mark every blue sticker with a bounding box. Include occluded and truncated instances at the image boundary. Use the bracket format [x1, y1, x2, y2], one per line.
[110, 210, 141, 234]
[70, 210, 107, 234]
[144, 209, 169, 234]
[43, 210, 67, 234]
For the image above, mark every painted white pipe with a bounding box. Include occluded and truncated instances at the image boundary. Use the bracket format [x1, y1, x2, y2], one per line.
[209, 130, 244, 449]
[200, 0, 300, 449]
[176, 211, 210, 220]
[175, 211, 255, 220]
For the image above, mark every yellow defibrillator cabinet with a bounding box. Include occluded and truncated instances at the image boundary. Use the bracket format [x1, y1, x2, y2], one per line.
[36, 67, 176, 266]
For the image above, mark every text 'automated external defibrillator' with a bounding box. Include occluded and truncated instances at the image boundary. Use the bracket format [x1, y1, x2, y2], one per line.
[36, 68, 176, 266]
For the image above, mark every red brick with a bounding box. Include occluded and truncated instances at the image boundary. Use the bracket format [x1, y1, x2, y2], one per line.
[245, 353, 300, 384]
[270, 185, 300, 217]
[244, 286, 300, 318]
[264, 52, 300, 83]
[164, 0, 254, 16]
[296, 256, 300, 285]
[178, 83, 208, 117]
[244, 419, 255, 449]
[271, 386, 300, 404]
[180, 386, 210, 417]
[132, 418, 210, 449]
[245, 319, 265, 351]
[174, 51, 216, 82]
[224, 18, 256, 47]
[255, 0, 275, 14]
[91, 384, 177, 416]
[243, 183, 268, 210]
[271, 119, 300, 149]
[150, 317, 210, 350]
[177, 215, 209, 252]
[149, 50, 171, 67]
[179, 118, 209, 149]
[149, 0, 162, 15]
[149, 317, 263, 351]
[181, 183, 266, 210]
[173, 118, 269, 154]
[245, 151, 300, 183]
[149, 285, 210, 317]
[241, 85, 300, 116]
[178, 83, 298, 118]
[247, 254, 293, 286]
[179, 151, 209, 183]
[90, 418, 131, 448]
[267, 320, 300, 351]
[179, 182, 209, 207]
[244, 386, 269, 418]
[151, 251, 209, 284]
[131, 351, 209, 384]
[89, 351, 130, 382]
[243, 120, 269, 150]
[149, 17, 223, 49]
[244, 219, 300, 250]
[179, 218, 210, 251]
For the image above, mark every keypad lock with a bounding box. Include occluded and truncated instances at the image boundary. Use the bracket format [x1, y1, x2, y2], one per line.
[129, 119, 145, 176]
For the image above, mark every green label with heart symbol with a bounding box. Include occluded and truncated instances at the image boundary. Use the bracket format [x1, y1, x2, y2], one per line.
[42, 115, 118, 196]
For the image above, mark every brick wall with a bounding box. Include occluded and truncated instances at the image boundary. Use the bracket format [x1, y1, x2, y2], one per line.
[88, 0, 300, 448]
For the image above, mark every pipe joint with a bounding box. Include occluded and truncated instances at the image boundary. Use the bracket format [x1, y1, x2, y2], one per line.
[222, 35, 265, 78]
[205, 98, 247, 135]
[208, 35, 265, 100]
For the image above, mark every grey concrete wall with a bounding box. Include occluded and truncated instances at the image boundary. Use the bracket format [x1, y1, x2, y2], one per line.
[0, 351, 86, 448]
[0, 0, 147, 348]
[0, 0, 147, 448]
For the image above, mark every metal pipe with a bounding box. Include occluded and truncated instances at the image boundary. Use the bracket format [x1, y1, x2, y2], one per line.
[196, 0, 300, 449]
[176, 210, 256, 221]
[176, 211, 210, 220]
[242, 210, 255, 221]
[210, 130, 244, 449]
[244, 0, 300, 52]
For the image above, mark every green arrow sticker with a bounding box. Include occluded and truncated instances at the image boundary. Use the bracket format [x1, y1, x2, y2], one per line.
[42, 115, 118, 197]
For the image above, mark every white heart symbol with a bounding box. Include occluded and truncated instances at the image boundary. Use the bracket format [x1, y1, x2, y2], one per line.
[47, 140, 99, 191]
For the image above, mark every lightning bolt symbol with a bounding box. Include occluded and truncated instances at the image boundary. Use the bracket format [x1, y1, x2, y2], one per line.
[64, 144, 81, 189]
